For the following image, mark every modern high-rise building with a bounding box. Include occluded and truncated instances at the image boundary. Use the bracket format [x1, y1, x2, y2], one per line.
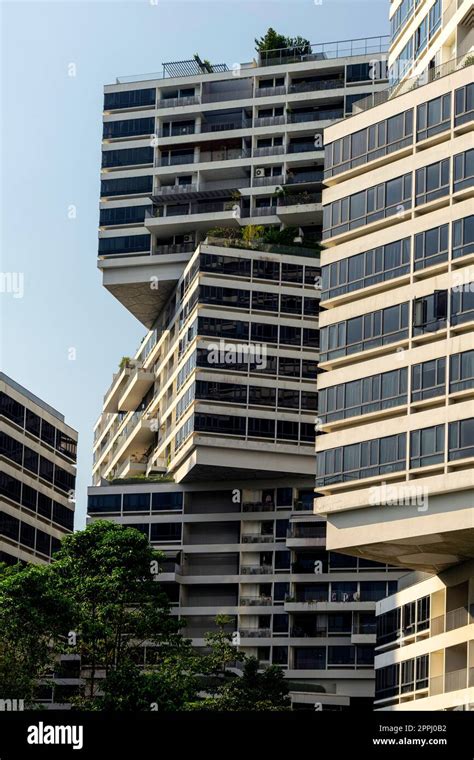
[317, 0, 474, 710]
[89, 35, 406, 709]
[0, 373, 77, 565]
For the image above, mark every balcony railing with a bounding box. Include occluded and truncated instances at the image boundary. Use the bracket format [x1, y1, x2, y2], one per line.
[242, 501, 276, 512]
[288, 79, 345, 94]
[241, 565, 273, 575]
[241, 534, 275, 543]
[200, 147, 250, 163]
[239, 628, 272, 638]
[278, 191, 322, 206]
[154, 242, 195, 256]
[430, 667, 474, 696]
[253, 174, 285, 187]
[239, 596, 273, 606]
[253, 145, 286, 158]
[287, 142, 320, 154]
[288, 110, 344, 123]
[287, 526, 326, 539]
[157, 95, 200, 109]
[200, 118, 252, 133]
[158, 154, 195, 167]
[146, 200, 235, 219]
[285, 171, 323, 185]
[356, 55, 474, 115]
[254, 115, 286, 128]
[153, 183, 198, 196]
[255, 85, 287, 97]
[258, 36, 389, 67]
[201, 89, 252, 104]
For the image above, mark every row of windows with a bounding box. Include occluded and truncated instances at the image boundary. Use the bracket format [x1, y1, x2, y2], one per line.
[0, 511, 62, 559]
[324, 108, 413, 179]
[101, 146, 154, 168]
[0, 432, 75, 495]
[0, 473, 74, 530]
[320, 351, 474, 422]
[294, 644, 374, 669]
[322, 215, 473, 300]
[198, 252, 320, 286]
[389, 0, 441, 85]
[377, 596, 430, 647]
[376, 656, 429, 700]
[0, 392, 77, 462]
[198, 316, 319, 349]
[198, 284, 318, 316]
[320, 285, 474, 362]
[323, 150, 473, 239]
[194, 380, 318, 410]
[320, 302, 408, 362]
[98, 234, 150, 256]
[103, 117, 155, 139]
[325, 83, 473, 180]
[88, 491, 183, 514]
[176, 413, 314, 446]
[99, 205, 150, 226]
[104, 88, 156, 111]
[322, 173, 412, 239]
[88, 487, 304, 515]
[316, 417, 474, 486]
[100, 175, 153, 198]
[196, 347, 318, 379]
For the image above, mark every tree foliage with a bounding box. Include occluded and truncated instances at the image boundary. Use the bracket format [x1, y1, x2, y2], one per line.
[0, 523, 290, 711]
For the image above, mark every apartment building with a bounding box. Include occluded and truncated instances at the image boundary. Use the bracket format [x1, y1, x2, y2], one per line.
[0, 373, 77, 564]
[317, 0, 474, 709]
[90, 36, 406, 709]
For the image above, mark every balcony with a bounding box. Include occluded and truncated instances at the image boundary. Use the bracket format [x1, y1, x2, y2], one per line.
[200, 118, 252, 134]
[157, 95, 200, 109]
[153, 183, 198, 198]
[253, 146, 286, 158]
[255, 85, 287, 98]
[199, 147, 250, 164]
[242, 501, 276, 512]
[239, 628, 272, 638]
[287, 110, 343, 124]
[277, 191, 322, 223]
[103, 366, 133, 413]
[286, 525, 326, 547]
[258, 35, 389, 67]
[117, 366, 155, 412]
[430, 667, 474, 697]
[253, 174, 285, 188]
[114, 455, 147, 479]
[254, 115, 286, 128]
[285, 170, 323, 185]
[239, 596, 273, 606]
[287, 142, 321, 154]
[288, 79, 344, 94]
[144, 200, 239, 235]
[240, 565, 274, 575]
[241, 533, 275, 544]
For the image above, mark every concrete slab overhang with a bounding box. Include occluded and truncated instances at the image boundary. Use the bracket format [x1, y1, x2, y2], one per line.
[317, 479, 474, 573]
[98, 251, 190, 328]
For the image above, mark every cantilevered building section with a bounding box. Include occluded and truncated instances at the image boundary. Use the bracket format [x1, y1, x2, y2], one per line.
[317, 0, 474, 710]
[0, 373, 77, 564]
[90, 36, 406, 709]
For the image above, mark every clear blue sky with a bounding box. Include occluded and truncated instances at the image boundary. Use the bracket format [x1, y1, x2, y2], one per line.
[0, 0, 389, 528]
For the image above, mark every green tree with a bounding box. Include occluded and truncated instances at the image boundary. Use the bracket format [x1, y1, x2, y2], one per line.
[0, 563, 73, 705]
[254, 28, 288, 53]
[198, 657, 290, 711]
[50, 520, 184, 704]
